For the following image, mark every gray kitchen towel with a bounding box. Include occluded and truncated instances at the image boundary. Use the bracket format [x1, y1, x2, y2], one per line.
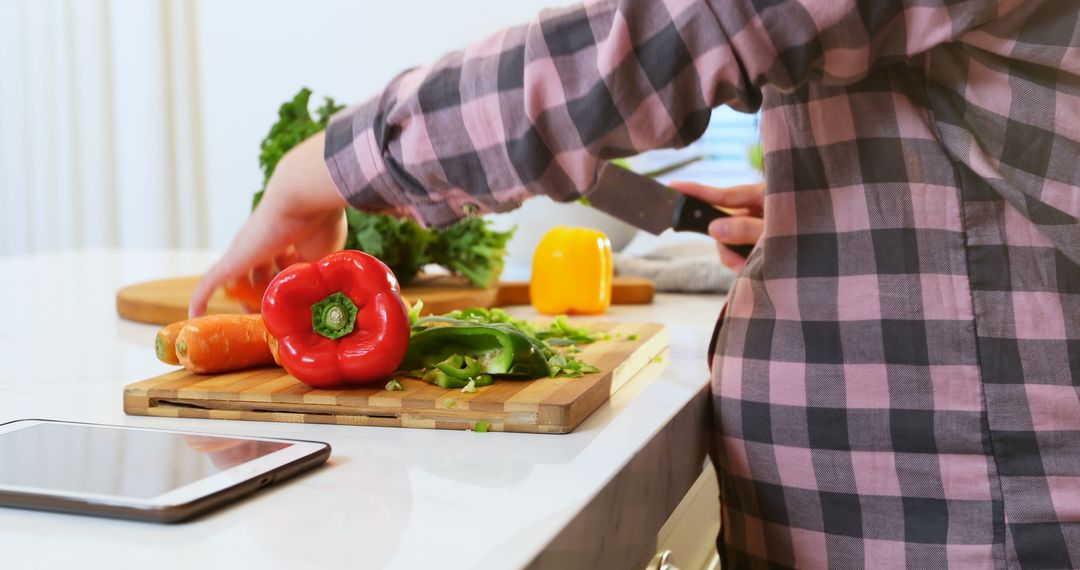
[613, 242, 737, 293]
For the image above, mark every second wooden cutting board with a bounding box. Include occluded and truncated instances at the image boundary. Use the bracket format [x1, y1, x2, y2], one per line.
[116, 275, 655, 325]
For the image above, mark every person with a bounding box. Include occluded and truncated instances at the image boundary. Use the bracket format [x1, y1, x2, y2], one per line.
[191, 0, 1080, 567]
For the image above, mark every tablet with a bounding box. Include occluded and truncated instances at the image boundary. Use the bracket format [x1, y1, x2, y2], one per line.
[0, 419, 330, 523]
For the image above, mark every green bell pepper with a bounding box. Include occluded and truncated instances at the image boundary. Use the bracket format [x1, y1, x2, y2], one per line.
[401, 319, 551, 379]
[436, 354, 483, 380]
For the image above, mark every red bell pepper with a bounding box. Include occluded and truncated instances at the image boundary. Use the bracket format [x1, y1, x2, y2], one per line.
[261, 250, 411, 388]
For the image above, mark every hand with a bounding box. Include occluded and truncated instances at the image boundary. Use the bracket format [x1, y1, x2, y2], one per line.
[189, 131, 348, 317]
[668, 181, 764, 272]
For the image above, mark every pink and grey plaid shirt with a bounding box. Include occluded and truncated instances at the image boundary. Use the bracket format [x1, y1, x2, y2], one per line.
[325, 0, 1080, 567]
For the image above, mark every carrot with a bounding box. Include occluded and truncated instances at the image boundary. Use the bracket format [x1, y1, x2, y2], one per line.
[223, 278, 267, 314]
[175, 314, 275, 374]
[155, 320, 188, 365]
[267, 335, 283, 367]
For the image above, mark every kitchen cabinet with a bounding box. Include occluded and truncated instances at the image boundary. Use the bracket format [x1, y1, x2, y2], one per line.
[648, 467, 722, 570]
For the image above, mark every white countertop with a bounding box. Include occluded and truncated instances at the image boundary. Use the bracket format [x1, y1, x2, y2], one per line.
[0, 249, 723, 570]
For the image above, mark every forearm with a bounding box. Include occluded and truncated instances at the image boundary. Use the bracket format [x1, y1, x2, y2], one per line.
[277, 131, 347, 216]
[324, 0, 747, 227]
[325, 0, 1017, 227]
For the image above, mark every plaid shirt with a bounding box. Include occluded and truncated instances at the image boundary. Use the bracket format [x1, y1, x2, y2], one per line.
[325, 0, 1080, 567]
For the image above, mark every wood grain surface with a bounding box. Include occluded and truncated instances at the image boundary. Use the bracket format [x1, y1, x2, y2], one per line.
[116, 274, 499, 325]
[124, 321, 668, 434]
[116, 275, 654, 325]
[494, 277, 654, 306]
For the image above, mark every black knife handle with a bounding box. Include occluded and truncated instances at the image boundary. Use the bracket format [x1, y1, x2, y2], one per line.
[672, 194, 755, 258]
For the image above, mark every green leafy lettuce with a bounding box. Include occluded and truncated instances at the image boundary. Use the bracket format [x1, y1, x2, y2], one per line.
[254, 87, 514, 287]
[343, 208, 433, 284]
[253, 88, 343, 210]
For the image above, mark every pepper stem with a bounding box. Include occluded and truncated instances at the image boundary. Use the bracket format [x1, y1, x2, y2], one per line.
[311, 292, 359, 340]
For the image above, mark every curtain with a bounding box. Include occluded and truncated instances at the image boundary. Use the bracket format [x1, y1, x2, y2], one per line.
[0, 0, 209, 255]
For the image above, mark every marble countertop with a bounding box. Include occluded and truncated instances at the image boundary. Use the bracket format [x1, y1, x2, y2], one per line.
[0, 249, 723, 569]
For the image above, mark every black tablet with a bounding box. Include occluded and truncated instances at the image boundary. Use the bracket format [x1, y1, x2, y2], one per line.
[0, 419, 330, 523]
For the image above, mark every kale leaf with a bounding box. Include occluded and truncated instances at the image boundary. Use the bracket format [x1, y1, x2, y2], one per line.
[252, 88, 344, 209]
[343, 208, 433, 284]
[428, 217, 514, 289]
[254, 87, 513, 287]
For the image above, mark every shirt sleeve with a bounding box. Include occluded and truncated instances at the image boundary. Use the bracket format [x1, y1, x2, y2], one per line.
[324, 0, 1016, 227]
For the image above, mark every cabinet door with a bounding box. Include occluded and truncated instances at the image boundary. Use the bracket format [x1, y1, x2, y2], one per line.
[648, 465, 721, 570]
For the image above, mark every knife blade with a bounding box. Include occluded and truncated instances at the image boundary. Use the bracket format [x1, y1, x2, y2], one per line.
[584, 163, 755, 258]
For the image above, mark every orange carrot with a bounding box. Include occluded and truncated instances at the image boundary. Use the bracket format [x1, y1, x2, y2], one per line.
[223, 278, 268, 314]
[175, 314, 274, 374]
[155, 320, 188, 365]
[267, 335, 283, 367]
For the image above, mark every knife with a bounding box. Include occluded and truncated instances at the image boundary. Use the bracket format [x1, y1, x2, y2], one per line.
[584, 163, 755, 258]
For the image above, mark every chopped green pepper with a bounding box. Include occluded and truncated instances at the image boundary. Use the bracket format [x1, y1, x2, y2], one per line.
[436, 354, 482, 380]
[422, 369, 468, 389]
[407, 299, 425, 325]
[401, 320, 550, 378]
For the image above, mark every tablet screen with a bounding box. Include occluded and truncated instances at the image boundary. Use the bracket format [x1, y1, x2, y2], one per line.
[0, 422, 290, 499]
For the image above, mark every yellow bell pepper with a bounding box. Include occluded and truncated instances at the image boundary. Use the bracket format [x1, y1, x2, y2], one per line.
[530, 226, 613, 315]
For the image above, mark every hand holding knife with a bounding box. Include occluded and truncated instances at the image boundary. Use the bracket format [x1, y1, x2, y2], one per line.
[583, 163, 757, 258]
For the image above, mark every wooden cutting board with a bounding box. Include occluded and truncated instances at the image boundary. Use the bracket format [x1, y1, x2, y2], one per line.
[116, 275, 654, 325]
[494, 277, 654, 306]
[124, 321, 667, 434]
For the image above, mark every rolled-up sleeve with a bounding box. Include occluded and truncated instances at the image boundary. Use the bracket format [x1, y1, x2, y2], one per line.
[325, 0, 1012, 227]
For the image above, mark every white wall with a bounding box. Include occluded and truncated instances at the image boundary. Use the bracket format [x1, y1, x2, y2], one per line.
[1, 0, 758, 262]
[0, 0, 563, 255]
[194, 0, 564, 248]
